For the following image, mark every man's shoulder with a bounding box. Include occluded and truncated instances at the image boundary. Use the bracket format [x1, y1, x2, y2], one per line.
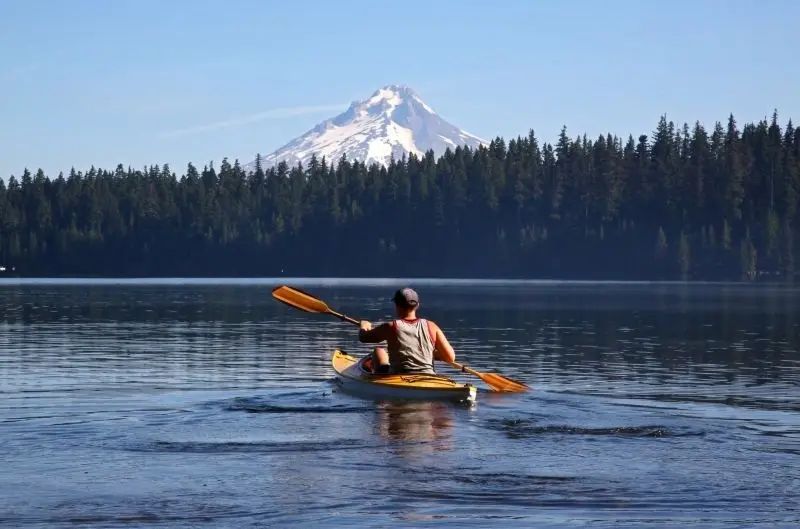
[423, 318, 442, 333]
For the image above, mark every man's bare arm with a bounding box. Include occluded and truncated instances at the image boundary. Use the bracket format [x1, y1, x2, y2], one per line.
[358, 321, 393, 344]
[430, 321, 456, 363]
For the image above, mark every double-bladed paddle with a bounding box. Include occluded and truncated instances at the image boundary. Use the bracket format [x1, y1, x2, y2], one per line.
[271, 285, 530, 393]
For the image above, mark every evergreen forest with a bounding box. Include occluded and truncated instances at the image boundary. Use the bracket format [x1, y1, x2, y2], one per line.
[1, 111, 798, 281]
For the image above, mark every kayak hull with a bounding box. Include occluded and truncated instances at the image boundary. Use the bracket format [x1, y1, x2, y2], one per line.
[331, 349, 477, 404]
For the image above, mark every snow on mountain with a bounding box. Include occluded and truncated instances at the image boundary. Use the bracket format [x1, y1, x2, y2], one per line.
[246, 84, 487, 171]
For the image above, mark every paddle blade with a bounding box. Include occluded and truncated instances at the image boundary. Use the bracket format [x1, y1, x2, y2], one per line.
[271, 285, 331, 314]
[479, 372, 530, 393]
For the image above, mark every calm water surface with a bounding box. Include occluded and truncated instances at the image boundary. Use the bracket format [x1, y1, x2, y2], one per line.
[1, 279, 799, 528]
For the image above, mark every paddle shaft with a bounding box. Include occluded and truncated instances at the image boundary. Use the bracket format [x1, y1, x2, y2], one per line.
[328, 309, 360, 326]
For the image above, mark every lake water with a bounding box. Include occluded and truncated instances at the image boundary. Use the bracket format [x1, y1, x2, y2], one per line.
[1, 279, 799, 528]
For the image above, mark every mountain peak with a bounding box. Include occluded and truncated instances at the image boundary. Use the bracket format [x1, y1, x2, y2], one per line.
[249, 85, 487, 171]
[366, 83, 418, 99]
[375, 83, 415, 95]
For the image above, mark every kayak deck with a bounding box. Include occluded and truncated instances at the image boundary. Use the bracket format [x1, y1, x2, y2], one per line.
[331, 349, 477, 404]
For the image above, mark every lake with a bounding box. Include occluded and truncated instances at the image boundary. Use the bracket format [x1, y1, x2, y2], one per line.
[1, 279, 799, 528]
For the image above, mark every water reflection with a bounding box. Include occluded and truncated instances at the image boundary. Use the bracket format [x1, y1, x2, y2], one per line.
[2, 283, 800, 399]
[375, 401, 455, 453]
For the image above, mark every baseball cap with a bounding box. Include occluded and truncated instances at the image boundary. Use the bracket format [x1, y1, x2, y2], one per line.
[392, 287, 419, 307]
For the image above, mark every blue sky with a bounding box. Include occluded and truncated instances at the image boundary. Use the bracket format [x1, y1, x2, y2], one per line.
[2, 0, 798, 179]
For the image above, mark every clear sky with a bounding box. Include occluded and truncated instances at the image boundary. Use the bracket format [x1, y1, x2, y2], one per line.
[2, 0, 798, 179]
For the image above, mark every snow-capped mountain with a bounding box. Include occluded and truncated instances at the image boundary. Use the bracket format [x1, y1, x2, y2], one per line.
[247, 84, 487, 171]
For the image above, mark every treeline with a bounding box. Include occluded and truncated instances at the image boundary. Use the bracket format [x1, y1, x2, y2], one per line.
[0, 111, 798, 280]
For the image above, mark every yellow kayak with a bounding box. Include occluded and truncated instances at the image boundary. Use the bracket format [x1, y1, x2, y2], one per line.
[331, 350, 477, 404]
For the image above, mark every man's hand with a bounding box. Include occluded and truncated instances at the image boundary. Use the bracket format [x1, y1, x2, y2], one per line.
[360, 320, 373, 332]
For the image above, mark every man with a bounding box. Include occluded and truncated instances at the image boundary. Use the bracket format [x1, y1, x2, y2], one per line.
[358, 287, 456, 375]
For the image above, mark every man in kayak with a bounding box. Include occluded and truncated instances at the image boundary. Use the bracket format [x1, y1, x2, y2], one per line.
[357, 287, 456, 375]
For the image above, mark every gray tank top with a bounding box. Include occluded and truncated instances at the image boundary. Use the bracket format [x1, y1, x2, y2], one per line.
[387, 318, 436, 374]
